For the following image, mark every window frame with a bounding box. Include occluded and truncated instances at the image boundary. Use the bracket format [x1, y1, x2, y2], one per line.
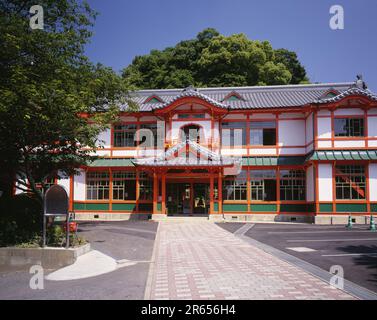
[335, 165, 366, 200]
[334, 117, 365, 137]
[279, 169, 306, 201]
[86, 171, 110, 200]
[249, 121, 277, 146]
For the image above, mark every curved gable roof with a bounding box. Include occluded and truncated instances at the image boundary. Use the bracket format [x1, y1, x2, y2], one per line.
[123, 80, 377, 112]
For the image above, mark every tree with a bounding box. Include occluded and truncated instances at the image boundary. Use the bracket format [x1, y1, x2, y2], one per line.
[274, 48, 309, 84]
[0, 0, 129, 202]
[122, 28, 308, 89]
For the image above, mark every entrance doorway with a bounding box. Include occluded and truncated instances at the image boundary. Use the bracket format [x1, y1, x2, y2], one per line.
[166, 182, 209, 215]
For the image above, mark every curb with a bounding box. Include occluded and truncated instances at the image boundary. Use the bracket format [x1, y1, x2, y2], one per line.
[143, 221, 160, 300]
[238, 234, 377, 300]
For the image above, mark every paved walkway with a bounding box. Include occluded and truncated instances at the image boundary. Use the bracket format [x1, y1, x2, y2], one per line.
[146, 222, 355, 300]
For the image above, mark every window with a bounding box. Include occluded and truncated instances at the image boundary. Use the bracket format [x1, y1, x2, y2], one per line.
[178, 113, 205, 119]
[139, 172, 153, 200]
[35, 176, 56, 193]
[86, 172, 109, 200]
[112, 171, 136, 200]
[280, 170, 306, 201]
[113, 124, 137, 147]
[250, 170, 277, 201]
[250, 121, 276, 146]
[139, 123, 158, 147]
[223, 170, 247, 200]
[221, 122, 247, 147]
[335, 165, 366, 200]
[334, 118, 364, 137]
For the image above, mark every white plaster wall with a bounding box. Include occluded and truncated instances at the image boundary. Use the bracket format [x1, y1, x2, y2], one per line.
[73, 169, 85, 201]
[368, 141, 377, 147]
[138, 149, 164, 157]
[318, 164, 333, 201]
[112, 150, 137, 157]
[306, 113, 313, 145]
[251, 113, 275, 119]
[333, 140, 365, 148]
[306, 165, 314, 202]
[96, 129, 111, 148]
[317, 117, 332, 139]
[278, 147, 306, 155]
[368, 116, 377, 137]
[223, 114, 247, 120]
[334, 108, 364, 116]
[249, 148, 276, 155]
[90, 150, 111, 157]
[279, 113, 304, 119]
[58, 171, 70, 195]
[278, 120, 305, 146]
[318, 110, 331, 116]
[306, 142, 314, 153]
[368, 108, 377, 115]
[318, 140, 332, 148]
[14, 175, 26, 195]
[221, 148, 247, 156]
[369, 164, 377, 201]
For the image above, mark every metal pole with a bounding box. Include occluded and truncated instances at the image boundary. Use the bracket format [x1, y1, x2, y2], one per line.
[42, 195, 46, 247]
[66, 213, 70, 249]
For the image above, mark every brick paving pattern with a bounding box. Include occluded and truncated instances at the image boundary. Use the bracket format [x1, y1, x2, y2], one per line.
[148, 221, 355, 300]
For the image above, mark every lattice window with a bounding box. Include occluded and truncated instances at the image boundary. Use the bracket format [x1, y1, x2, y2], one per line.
[250, 170, 277, 201]
[139, 172, 153, 200]
[221, 122, 247, 147]
[112, 171, 136, 200]
[334, 118, 364, 137]
[335, 165, 366, 200]
[86, 172, 109, 200]
[250, 121, 276, 146]
[280, 170, 306, 201]
[223, 170, 247, 200]
[113, 124, 137, 147]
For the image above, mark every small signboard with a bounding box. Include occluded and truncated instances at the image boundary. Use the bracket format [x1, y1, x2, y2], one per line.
[43, 185, 70, 248]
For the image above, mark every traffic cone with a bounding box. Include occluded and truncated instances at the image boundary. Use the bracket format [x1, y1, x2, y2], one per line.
[369, 215, 376, 232]
[346, 215, 353, 229]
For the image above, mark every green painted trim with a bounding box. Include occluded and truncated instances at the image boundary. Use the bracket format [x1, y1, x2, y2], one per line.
[74, 202, 109, 211]
[223, 204, 248, 212]
[319, 203, 333, 212]
[336, 203, 367, 213]
[213, 202, 218, 212]
[371, 204, 377, 213]
[250, 204, 277, 212]
[157, 203, 162, 211]
[112, 203, 136, 211]
[280, 204, 309, 213]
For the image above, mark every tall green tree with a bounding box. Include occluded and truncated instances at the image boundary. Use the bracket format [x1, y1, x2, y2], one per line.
[0, 0, 129, 201]
[122, 28, 308, 89]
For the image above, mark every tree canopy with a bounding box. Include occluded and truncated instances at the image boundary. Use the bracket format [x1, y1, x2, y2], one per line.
[0, 0, 127, 200]
[122, 28, 309, 89]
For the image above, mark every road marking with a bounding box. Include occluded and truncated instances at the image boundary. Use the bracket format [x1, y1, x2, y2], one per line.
[234, 223, 255, 236]
[287, 238, 377, 243]
[322, 253, 377, 257]
[286, 247, 317, 252]
[269, 230, 371, 234]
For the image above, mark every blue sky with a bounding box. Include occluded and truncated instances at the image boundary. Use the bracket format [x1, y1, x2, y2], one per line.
[85, 0, 377, 91]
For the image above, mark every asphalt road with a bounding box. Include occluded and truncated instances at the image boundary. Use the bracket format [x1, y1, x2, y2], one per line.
[218, 222, 377, 293]
[0, 220, 158, 300]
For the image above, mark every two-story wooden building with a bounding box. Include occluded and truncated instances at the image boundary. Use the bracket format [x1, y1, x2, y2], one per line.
[34, 77, 377, 224]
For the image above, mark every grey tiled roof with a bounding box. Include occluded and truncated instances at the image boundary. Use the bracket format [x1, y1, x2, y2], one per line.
[314, 86, 377, 104]
[133, 139, 242, 167]
[122, 82, 370, 111]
